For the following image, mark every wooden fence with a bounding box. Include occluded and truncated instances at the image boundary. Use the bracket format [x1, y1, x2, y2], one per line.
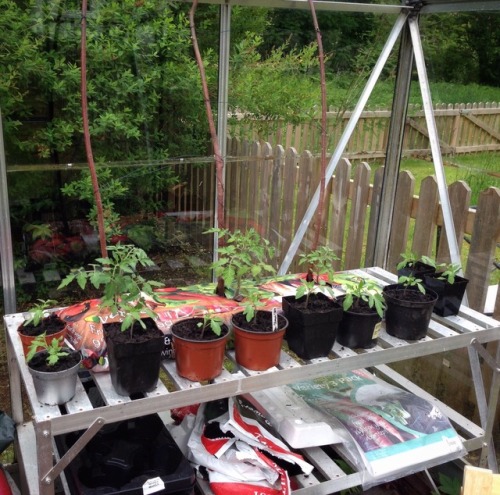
[173, 137, 499, 314]
[229, 102, 500, 159]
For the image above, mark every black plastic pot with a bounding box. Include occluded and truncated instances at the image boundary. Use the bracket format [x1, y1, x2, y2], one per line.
[56, 412, 195, 494]
[335, 296, 382, 349]
[423, 273, 469, 317]
[104, 318, 165, 396]
[282, 293, 343, 359]
[397, 261, 436, 278]
[383, 284, 438, 340]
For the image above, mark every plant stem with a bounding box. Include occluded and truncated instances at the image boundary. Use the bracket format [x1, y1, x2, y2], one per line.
[308, 0, 328, 250]
[80, 0, 107, 259]
[189, 0, 225, 231]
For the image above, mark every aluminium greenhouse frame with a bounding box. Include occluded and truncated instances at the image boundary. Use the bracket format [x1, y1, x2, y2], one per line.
[1, 0, 500, 312]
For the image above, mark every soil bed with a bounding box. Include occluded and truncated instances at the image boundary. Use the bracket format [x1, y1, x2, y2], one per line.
[172, 317, 229, 341]
[18, 313, 65, 337]
[28, 350, 81, 373]
[232, 310, 287, 333]
[384, 289, 436, 303]
[287, 293, 339, 314]
[343, 297, 379, 315]
[103, 318, 163, 344]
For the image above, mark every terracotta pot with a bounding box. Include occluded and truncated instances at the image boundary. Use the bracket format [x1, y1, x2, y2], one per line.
[171, 318, 229, 382]
[232, 311, 288, 371]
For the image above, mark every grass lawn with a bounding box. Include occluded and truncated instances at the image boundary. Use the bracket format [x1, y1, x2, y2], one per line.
[364, 152, 500, 203]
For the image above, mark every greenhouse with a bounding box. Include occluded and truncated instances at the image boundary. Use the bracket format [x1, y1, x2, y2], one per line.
[0, 0, 499, 493]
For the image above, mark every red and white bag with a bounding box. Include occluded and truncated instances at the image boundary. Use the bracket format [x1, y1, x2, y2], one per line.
[187, 397, 312, 495]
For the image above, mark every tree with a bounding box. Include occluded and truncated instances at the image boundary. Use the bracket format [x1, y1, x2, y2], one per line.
[1, 0, 208, 163]
[260, 9, 375, 73]
[465, 13, 500, 87]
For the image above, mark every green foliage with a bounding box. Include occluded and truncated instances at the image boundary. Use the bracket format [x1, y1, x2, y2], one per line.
[239, 286, 273, 323]
[229, 36, 321, 128]
[24, 299, 58, 327]
[398, 275, 426, 294]
[26, 333, 68, 366]
[24, 223, 53, 241]
[61, 168, 128, 239]
[206, 228, 276, 299]
[432, 472, 462, 495]
[197, 311, 224, 338]
[1, 0, 206, 163]
[296, 247, 339, 308]
[396, 251, 418, 271]
[339, 276, 386, 318]
[58, 244, 163, 333]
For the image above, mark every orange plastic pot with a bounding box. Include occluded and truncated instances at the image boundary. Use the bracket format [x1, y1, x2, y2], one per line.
[232, 311, 288, 371]
[18, 323, 67, 357]
[172, 323, 229, 382]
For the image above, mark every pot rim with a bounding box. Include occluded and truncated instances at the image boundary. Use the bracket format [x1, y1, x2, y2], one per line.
[171, 319, 230, 343]
[27, 348, 82, 374]
[231, 310, 288, 334]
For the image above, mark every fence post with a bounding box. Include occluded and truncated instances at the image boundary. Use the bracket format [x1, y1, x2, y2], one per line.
[329, 158, 352, 270]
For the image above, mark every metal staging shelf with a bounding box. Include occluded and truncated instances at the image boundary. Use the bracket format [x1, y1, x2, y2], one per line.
[4, 267, 500, 495]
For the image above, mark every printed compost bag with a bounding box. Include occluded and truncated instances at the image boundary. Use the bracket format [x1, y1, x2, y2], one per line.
[57, 275, 308, 371]
[186, 397, 313, 495]
[58, 287, 243, 371]
[288, 369, 466, 485]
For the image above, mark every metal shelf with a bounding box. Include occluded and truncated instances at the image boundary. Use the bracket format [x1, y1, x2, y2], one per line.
[4, 267, 500, 494]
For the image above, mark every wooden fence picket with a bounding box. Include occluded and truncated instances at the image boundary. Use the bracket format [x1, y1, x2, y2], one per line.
[268, 145, 285, 256]
[365, 166, 385, 267]
[279, 147, 300, 268]
[412, 175, 439, 257]
[436, 181, 472, 264]
[387, 171, 415, 271]
[344, 162, 371, 269]
[466, 187, 500, 312]
[223, 137, 498, 311]
[329, 158, 352, 270]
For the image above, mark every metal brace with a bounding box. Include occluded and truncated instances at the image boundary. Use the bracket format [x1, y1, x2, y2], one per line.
[471, 338, 500, 374]
[42, 416, 106, 486]
[406, 0, 424, 17]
